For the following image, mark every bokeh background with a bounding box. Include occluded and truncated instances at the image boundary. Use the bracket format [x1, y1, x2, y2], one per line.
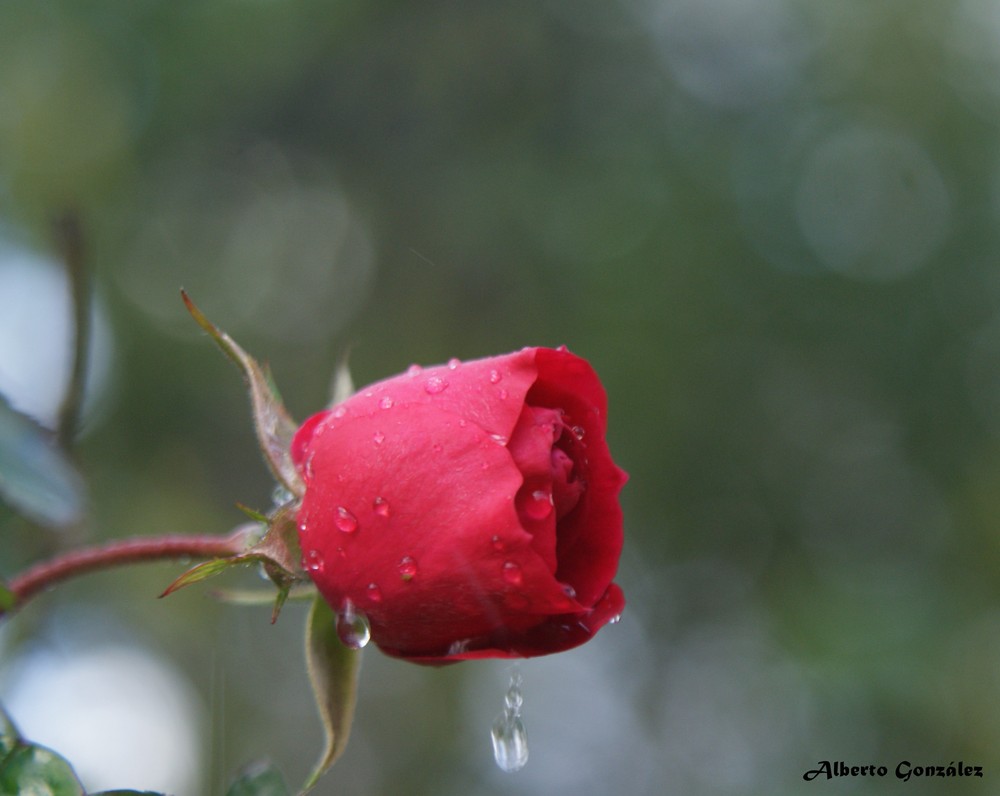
[2, 1, 1000, 794]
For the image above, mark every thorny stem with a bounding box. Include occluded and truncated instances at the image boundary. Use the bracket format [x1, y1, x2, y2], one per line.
[0, 528, 253, 619]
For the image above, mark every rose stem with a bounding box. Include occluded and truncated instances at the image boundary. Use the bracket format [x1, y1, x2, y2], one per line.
[1, 529, 250, 618]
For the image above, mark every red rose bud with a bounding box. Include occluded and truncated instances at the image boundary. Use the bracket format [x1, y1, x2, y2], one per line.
[292, 347, 626, 663]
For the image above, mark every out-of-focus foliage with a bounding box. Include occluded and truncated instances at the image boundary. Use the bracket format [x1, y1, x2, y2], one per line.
[2, 1, 1000, 794]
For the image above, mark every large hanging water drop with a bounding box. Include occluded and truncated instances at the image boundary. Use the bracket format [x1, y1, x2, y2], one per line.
[336, 599, 371, 649]
[491, 669, 528, 773]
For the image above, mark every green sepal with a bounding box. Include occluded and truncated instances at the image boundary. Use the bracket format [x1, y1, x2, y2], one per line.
[160, 508, 305, 623]
[301, 596, 362, 793]
[181, 291, 303, 497]
[328, 352, 355, 407]
[226, 761, 290, 796]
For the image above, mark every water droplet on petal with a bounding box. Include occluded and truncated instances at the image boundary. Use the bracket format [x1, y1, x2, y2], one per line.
[447, 638, 471, 656]
[498, 388, 509, 400]
[556, 344, 568, 352]
[373, 430, 385, 445]
[424, 376, 449, 395]
[366, 582, 383, 603]
[561, 583, 577, 600]
[490, 433, 509, 445]
[335, 506, 359, 534]
[379, 396, 394, 410]
[571, 425, 586, 441]
[523, 489, 553, 520]
[332, 406, 347, 419]
[398, 555, 417, 581]
[491, 670, 528, 773]
[447, 357, 461, 370]
[502, 561, 523, 586]
[336, 599, 371, 649]
[491, 534, 505, 552]
[407, 363, 423, 377]
[373, 496, 390, 517]
[489, 369, 502, 384]
[303, 549, 324, 573]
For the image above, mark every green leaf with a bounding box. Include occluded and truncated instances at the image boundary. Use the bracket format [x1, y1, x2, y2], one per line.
[0, 394, 85, 529]
[0, 742, 85, 796]
[91, 791, 166, 795]
[302, 596, 362, 793]
[226, 761, 290, 796]
[181, 291, 303, 497]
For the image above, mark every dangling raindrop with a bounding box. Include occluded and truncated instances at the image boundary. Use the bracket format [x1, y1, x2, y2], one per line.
[336, 599, 371, 649]
[491, 669, 528, 773]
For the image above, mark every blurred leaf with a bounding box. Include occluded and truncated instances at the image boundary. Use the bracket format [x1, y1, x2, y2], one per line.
[0, 394, 85, 529]
[226, 761, 290, 796]
[0, 583, 13, 613]
[302, 596, 362, 793]
[210, 584, 316, 606]
[181, 291, 303, 497]
[0, 742, 85, 796]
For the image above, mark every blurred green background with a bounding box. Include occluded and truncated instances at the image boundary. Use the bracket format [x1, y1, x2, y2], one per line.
[2, 1, 1000, 794]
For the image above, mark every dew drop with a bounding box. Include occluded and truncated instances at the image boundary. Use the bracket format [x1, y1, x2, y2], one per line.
[398, 555, 417, 581]
[609, 613, 622, 625]
[271, 484, 294, 508]
[491, 534, 505, 552]
[373, 496, 390, 517]
[335, 506, 359, 534]
[373, 430, 385, 445]
[498, 388, 509, 400]
[523, 489, 553, 520]
[571, 425, 586, 441]
[303, 549, 324, 574]
[502, 561, 523, 586]
[336, 599, 371, 649]
[363, 390, 374, 398]
[366, 582, 383, 603]
[561, 583, 577, 600]
[489, 369, 502, 384]
[407, 363, 423, 377]
[491, 669, 528, 773]
[447, 638, 471, 656]
[379, 396, 394, 410]
[447, 357, 461, 370]
[424, 376, 449, 395]
[332, 406, 347, 419]
[490, 433, 509, 445]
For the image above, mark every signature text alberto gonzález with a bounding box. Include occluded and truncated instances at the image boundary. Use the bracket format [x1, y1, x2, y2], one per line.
[804, 760, 983, 782]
